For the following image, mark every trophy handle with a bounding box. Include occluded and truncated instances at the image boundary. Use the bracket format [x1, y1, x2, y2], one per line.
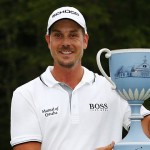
[96, 48, 116, 89]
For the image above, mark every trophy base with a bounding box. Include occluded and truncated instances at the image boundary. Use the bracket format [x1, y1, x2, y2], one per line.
[114, 100, 150, 150]
[114, 142, 150, 150]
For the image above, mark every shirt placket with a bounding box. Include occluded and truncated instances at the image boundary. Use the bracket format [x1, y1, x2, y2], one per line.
[71, 91, 79, 124]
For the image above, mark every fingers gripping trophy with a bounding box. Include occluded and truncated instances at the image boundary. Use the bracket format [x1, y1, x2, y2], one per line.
[96, 48, 150, 150]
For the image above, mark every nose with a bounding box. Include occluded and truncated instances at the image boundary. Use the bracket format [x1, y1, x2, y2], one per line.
[62, 37, 71, 47]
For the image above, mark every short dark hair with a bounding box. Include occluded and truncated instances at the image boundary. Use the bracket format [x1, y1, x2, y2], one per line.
[48, 25, 85, 35]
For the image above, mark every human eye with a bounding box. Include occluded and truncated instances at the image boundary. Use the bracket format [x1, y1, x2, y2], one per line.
[55, 33, 62, 38]
[70, 32, 78, 38]
[52, 32, 62, 38]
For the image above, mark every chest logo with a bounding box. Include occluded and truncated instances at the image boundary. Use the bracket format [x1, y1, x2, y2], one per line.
[42, 107, 59, 117]
[89, 103, 108, 111]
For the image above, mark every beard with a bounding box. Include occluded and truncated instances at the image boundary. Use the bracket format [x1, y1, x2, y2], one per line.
[57, 59, 80, 68]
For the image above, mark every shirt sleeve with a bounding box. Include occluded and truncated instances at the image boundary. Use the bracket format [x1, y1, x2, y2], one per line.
[10, 90, 42, 146]
[122, 101, 131, 131]
[141, 105, 150, 117]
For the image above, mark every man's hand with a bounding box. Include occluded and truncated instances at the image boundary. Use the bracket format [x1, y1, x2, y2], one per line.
[95, 141, 115, 150]
[142, 115, 150, 138]
[13, 142, 41, 150]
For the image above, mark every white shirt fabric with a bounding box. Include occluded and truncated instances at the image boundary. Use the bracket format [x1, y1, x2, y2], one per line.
[10, 66, 149, 150]
[141, 106, 150, 117]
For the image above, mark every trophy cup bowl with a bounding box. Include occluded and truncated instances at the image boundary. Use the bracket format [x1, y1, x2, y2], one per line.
[96, 48, 150, 150]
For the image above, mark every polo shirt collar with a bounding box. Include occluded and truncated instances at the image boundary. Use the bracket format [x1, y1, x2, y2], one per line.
[80, 67, 95, 85]
[40, 66, 95, 88]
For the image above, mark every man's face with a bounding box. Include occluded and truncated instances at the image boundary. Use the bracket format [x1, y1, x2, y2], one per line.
[45, 19, 89, 68]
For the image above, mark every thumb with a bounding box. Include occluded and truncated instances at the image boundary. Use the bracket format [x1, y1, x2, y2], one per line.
[96, 141, 115, 150]
[107, 141, 115, 149]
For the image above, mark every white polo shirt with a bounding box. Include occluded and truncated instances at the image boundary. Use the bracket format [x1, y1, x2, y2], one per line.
[10, 66, 149, 150]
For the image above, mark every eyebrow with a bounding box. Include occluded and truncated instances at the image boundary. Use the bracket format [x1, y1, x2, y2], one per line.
[51, 29, 61, 33]
[51, 29, 79, 33]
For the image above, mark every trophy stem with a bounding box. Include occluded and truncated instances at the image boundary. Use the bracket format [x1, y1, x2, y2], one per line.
[114, 100, 150, 150]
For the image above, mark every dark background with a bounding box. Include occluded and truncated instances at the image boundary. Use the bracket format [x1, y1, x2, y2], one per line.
[1, 0, 150, 149]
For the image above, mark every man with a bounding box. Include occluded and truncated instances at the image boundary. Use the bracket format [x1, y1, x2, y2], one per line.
[10, 6, 150, 150]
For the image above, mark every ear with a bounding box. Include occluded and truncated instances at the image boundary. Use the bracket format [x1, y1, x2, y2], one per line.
[83, 33, 89, 49]
[45, 35, 50, 44]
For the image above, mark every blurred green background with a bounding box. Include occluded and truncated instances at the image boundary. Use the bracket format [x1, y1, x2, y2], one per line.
[1, 0, 150, 149]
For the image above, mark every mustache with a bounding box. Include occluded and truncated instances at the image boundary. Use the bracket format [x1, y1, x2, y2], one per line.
[60, 45, 72, 51]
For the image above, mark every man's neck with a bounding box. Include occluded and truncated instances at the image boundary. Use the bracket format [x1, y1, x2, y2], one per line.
[51, 65, 84, 89]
